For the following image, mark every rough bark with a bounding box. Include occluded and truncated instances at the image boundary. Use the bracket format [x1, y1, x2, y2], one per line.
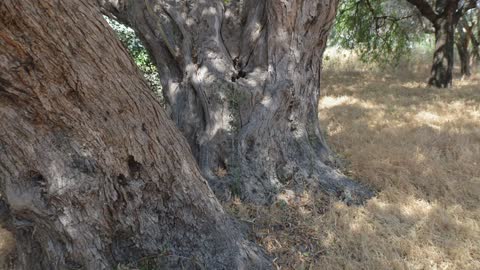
[100, 0, 374, 204]
[0, 0, 270, 269]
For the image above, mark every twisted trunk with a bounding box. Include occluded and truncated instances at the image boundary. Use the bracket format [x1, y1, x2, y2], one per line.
[102, 0, 373, 204]
[0, 0, 269, 269]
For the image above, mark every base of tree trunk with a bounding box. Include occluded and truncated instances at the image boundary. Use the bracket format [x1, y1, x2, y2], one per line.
[101, 0, 375, 205]
[203, 108, 375, 205]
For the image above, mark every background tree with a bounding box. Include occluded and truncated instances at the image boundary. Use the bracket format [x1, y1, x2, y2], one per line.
[100, 0, 373, 204]
[0, 0, 269, 268]
[405, 0, 478, 87]
[455, 13, 477, 77]
[331, 0, 425, 64]
[333, 0, 479, 87]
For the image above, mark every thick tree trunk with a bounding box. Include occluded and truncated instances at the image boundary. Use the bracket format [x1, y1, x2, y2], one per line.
[429, 17, 455, 87]
[0, 0, 269, 269]
[101, 0, 373, 204]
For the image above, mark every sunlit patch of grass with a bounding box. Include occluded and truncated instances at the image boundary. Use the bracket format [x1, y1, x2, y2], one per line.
[225, 58, 480, 269]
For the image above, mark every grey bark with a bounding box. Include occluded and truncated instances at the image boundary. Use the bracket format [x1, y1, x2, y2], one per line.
[101, 0, 374, 204]
[0, 0, 270, 269]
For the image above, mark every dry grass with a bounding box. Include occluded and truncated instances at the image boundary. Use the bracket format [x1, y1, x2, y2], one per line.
[226, 53, 480, 269]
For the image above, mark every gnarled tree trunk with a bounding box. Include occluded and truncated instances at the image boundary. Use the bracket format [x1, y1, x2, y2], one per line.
[0, 0, 269, 269]
[101, 0, 373, 204]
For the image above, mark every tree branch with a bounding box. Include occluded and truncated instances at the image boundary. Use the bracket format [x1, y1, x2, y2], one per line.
[405, 0, 438, 23]
[454, 0, 479, 23]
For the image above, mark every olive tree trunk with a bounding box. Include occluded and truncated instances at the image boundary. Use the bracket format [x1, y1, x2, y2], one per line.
[428, 0, 461, 88]
[406, 0, 470, 88]
[0, 0, 269, 269]
[457, 42, 472, 77]
[101, 0, 373, 204]
[430, 16, 456, 87]
[456, 19, 472, 78]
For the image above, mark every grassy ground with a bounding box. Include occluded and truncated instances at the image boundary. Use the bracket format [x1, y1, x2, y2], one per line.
[227, 52, 480, 269]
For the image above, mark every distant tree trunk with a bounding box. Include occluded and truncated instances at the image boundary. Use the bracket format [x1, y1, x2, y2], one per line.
[456, 19, 472, 78]
[0, 0, 269, 269]
[426, 0, 461, 88]
[471, 31, 480, 66]
[471, 12, 480, 66]
[405, 0, 477, 87]
[101, 0, 373, 204]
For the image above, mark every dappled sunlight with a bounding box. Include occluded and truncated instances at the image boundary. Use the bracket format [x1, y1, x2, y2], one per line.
[225, 63, 480, 269]
[319, 96, 383, 110]
[316, 66, 480, 269]
[400, 80, 428, 89]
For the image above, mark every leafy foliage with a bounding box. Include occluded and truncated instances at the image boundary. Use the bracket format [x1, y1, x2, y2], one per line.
[331, 0, 426, 65]
[105, 17, 163, 99]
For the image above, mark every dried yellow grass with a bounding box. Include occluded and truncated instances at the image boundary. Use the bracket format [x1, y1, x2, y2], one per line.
[227, 57, 480, 269]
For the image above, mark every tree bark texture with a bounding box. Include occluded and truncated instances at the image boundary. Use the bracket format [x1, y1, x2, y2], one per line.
[0, 0, 270, 269]
[101, 0, 373, 204]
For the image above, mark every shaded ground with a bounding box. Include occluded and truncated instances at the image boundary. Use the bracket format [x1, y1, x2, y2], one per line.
[227, 63, 480, 269]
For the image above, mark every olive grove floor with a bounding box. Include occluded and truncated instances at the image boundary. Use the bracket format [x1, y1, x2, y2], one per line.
[1, 52, 479, 269]
[226, 53, 480, 269]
